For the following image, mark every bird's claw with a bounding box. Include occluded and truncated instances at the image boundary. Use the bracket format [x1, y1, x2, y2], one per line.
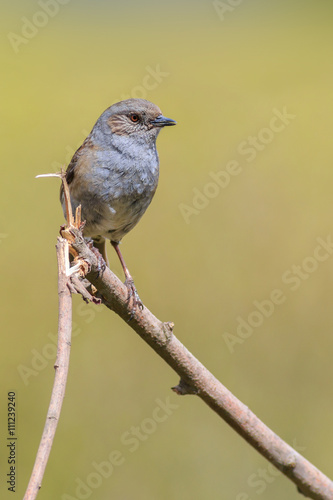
[124, 278, 143, 319]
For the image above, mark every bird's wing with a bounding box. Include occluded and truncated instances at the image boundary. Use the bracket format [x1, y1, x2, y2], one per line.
[59, 135, 93, 201]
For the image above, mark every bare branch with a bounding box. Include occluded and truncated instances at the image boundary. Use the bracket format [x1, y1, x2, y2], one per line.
[28, 173, 333, 499]
[69, 226, 333, 500]
[24, 238, 72, 500]
[24, 177, 102, 499]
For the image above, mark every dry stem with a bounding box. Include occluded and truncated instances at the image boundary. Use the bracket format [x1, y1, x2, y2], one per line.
[23, 239, 72, 500]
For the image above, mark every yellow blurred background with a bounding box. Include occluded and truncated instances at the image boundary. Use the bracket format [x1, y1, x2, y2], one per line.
[1, 1, 333, 498]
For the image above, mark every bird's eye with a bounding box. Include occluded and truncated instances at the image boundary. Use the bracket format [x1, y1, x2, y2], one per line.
[130, 113, 140, 123]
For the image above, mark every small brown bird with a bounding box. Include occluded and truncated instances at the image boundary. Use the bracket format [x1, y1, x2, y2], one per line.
[60, 98, 176, 309]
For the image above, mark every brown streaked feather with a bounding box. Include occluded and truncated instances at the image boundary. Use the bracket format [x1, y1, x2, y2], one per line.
[66, 136, 95, 185]
[108, 115, 130, 135]
[60, 136, 95, 201]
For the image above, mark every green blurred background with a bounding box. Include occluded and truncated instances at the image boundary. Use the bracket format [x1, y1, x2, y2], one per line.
[1, 1, 333, 498]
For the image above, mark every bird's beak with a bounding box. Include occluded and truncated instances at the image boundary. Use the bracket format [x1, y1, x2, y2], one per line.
[151, 115, 177, 127]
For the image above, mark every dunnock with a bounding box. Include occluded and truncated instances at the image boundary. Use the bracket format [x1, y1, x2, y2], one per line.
[60, 98, 176, 309]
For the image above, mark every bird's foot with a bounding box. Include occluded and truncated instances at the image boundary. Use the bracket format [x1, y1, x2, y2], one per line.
[87, 240, 107, 277]
[124, 278, 143, 319]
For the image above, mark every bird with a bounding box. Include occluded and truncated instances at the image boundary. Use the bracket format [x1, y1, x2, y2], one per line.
[60, 98, 176, 311]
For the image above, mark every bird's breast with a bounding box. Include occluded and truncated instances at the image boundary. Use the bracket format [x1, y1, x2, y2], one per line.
[65, 131, 161, 241]
[95, 145, 159, 201]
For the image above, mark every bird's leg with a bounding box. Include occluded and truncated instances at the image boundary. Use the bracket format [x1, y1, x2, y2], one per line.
[88, 237, 108, 276]
[111, 241, 143, 313]
[92, 238, 109, 267]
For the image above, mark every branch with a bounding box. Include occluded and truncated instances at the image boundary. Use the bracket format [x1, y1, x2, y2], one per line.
[24, 238, 72, 500]
[24, 173, 102, 499]
[70, 226, 333, 500]
[30, 172, 333, 499]
[24, 174, 99, 499]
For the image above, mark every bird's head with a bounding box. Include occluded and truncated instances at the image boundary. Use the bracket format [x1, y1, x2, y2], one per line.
[99, 98, 176, 144]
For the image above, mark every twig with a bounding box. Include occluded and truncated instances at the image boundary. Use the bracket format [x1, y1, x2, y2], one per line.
[24, 175, 99, 499]
[23, 238, 72, 500]
[69, 226, 333, 500]
[24, 175, 101, 499]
